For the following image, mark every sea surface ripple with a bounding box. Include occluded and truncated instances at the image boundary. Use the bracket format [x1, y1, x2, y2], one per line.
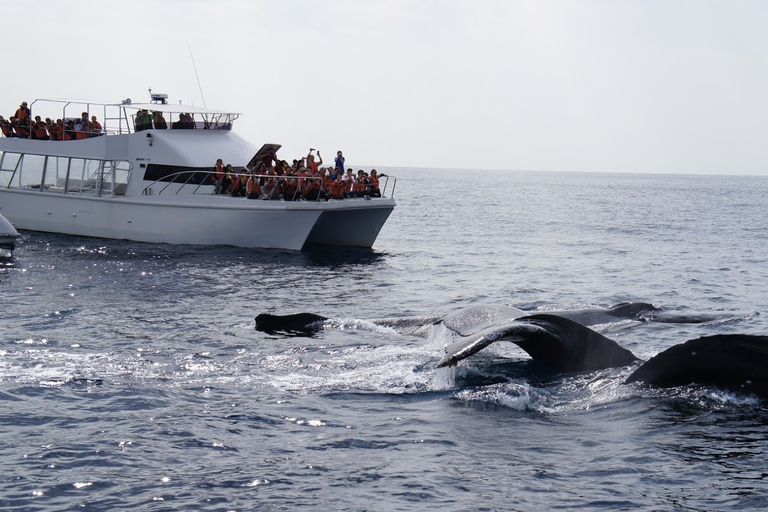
[2, 169, 768, 511]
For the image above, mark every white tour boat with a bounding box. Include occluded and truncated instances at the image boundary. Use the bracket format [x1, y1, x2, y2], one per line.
[0, 95, 396, 250]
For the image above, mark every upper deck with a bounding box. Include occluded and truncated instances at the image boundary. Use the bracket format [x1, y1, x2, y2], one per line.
[27, 94, 241, 136]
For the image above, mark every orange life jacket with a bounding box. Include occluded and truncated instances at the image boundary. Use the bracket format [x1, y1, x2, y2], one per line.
[34, 123, 49, 139]
[0, 123, 11, 137]
[15, 107, 30, 122]
[330, 179, 347, 198]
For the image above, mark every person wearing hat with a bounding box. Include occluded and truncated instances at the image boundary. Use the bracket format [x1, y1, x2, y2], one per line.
[14, 102, 30, 123]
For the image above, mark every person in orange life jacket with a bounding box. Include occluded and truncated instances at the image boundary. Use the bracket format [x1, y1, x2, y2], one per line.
[246, 168, 261, 199]
[281, 168, 301, 200]
[0, 116, 12, 137]
[14, 102, 30, 123]
[329, 173, 347, 199]
[32, 116, 49, 140]
[304, 168, 328, 201]
[261, 168, 279, 199]
[49, 119, 64, 141]
[306, 149, 322, 173]
[11, 117, 29, 138]
[345, 170, 364, 198]
[322, 168, 332, 194]
[63, 120, 77, 140]
[225, 164, 244, 196]
[368, 169, 382, 197]
[212, 159, 227, 192]
[89, 116, 103, 136]
[341, 169, 361, 198]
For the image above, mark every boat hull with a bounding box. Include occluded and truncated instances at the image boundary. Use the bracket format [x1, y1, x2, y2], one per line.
[306, 200, 395, 247]
[0, 189, 395, 250]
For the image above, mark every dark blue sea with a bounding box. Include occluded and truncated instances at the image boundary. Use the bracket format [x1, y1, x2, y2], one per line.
[2, 169, 768, 511]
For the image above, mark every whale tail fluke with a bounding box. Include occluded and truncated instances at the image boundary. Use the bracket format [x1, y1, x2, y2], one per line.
[438, 314, 640, 372]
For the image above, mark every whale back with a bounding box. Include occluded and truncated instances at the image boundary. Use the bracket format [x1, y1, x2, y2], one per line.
[625, 334, 768, 398]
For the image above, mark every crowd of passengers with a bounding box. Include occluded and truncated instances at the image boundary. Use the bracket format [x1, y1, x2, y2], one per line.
[0, 101, 205, 139]
[1, 102, 103, 140]
[213, 149, 385, 201]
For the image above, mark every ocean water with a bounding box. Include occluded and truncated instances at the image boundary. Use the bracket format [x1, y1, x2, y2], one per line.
[1, 168, 768, 511]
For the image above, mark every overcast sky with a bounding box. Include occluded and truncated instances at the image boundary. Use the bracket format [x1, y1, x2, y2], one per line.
[4, 0, 767, 174]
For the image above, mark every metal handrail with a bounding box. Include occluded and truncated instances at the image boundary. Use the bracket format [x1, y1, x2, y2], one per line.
[142, 171, 396, 200]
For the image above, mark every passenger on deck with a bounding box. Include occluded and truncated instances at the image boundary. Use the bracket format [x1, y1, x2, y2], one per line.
[334, 150, 345, 173]
[226, 164, 243, 196]
[261, 168, 279, 199]
[152, 111, 167, 129]
[281, 167, 300, 200]
[246, 169, 261, 199]
[90, 116, 103, 136]
[212, 159, 227, 193]
[369, 169, 382, 197]
[14, 102, 31, 123]
[49, 119, 64, 141]
[261, 149, 278, 170]
[135, 110, 152, 131]
[183, 113, 195, 129]
[32, 116, 49, 140]
[329, 173, 347, 199]
[303, 168, 328, 201]
[0, 116, 11, 137]
[307, 149, 322, 173]
[64, 120, 77, 141]
[11, 117, 29, 138]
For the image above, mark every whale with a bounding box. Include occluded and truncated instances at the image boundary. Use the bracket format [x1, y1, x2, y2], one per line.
[255, 303, 766, 399]
[437, 314, 768, 399]
[624, 334, 768, 398]
[437, 314, 640, 371]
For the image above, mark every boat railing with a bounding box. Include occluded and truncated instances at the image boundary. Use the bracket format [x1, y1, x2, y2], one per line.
[141, 171, 396, 201]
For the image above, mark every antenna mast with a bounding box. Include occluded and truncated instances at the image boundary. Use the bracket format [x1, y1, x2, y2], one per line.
[188, 44, 207, 108]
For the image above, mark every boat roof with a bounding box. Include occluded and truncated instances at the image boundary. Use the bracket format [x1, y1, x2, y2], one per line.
[32, 98, 240, 116]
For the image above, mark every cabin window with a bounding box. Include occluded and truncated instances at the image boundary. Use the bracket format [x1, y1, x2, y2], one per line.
[9, 154, 46, 189]
[66, 159, 103, 195]
[109, 160, 132, 195]
[0, 151, 21, 187]
[43, 157, 70, 193]
[144, 163, 213, 185]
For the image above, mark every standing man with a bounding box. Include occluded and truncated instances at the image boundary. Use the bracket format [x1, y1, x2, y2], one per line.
[14, 102, 31, 123]
[334, 150, 345, 174]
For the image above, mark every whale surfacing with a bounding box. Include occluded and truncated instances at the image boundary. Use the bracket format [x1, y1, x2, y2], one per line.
[438, 314, 640, 372]
[624, 334, 768, 397]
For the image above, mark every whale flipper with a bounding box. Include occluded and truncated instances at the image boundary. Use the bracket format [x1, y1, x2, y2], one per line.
[438, 314, 640, 372]
[625, 334, 768, 398]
